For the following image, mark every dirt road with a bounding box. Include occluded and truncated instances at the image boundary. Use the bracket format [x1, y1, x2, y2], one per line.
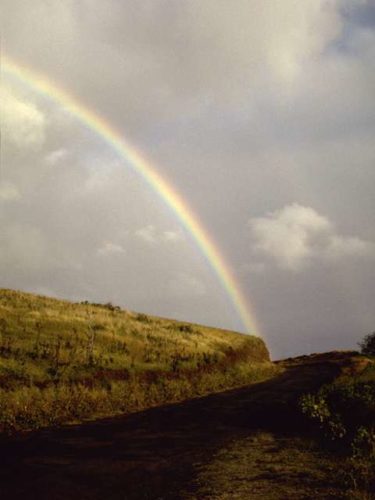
[0, 353, 355, 499]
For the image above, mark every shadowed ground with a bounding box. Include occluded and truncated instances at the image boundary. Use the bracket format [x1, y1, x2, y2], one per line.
[0, 353, 359, 499]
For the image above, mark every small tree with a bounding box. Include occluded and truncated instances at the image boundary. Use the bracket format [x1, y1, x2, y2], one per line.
[358, 332, 375, 356]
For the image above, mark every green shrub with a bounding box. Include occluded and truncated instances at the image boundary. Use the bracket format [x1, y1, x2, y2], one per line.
[300, 372, 375, 494]
[301, 380, 375, 447]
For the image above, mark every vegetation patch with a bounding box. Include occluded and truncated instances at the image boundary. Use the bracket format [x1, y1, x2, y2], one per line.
[300, 354, 375, 496]
[0, 288, 276, 434]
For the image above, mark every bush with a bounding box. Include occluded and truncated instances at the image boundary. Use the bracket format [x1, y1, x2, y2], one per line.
[300, 380, 375, 448]
[135, 313, 150, 323]
[358, 332, 375, 356]
[300, 376, 375, 493]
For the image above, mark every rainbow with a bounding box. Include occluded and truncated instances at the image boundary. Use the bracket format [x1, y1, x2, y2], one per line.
[2, 54, 260, 335]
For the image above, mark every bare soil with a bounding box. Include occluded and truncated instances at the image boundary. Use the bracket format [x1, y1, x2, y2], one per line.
[0, 352, 365, 499]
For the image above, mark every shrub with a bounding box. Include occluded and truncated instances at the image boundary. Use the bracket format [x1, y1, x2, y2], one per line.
[135, 313, 150, 323]
[300, 375, 375, 493]
[358, 332, 375, 356]
[177, 324, 194, 333]
[300, 380, 375, 448]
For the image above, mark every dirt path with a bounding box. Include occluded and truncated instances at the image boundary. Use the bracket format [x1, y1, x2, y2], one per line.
[0, 353, 356, 499]
[179, 432, 346, 499]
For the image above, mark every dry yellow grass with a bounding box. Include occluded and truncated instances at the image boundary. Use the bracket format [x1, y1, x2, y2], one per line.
[0, 288, 277, 433]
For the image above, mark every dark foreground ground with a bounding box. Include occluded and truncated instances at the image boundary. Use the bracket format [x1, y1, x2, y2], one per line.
[0, 353, 365, 499]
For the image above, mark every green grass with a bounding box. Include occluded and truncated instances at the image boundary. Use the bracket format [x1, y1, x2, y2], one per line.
[0, 288, 277, 433]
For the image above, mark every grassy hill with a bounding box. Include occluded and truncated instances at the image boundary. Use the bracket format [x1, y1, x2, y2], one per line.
[0, 288, 276, 433]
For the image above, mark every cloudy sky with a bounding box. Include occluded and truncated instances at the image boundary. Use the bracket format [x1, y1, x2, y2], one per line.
[1, 0, 374, 359]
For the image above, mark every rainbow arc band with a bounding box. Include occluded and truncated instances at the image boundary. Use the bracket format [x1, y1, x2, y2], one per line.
[2, 54, 260, 336]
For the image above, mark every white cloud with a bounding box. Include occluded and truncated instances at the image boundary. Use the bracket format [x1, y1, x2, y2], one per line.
[326, 235, 372, 259]
[162, 229, 184, 243]
[1, 85, 46, 150]
[45, 148, 68, 166]
[0, 182, 21, 202]
[135, 225, 157, 245]
[249, 204, 374, 270]
[83, 169, 113, 192]
[97, 242, 125, 257]
[168, 273, 206, 297]
[135, 226, 184, 245]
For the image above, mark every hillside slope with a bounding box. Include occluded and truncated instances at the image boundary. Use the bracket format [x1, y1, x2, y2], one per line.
[0, 289, 274, 433]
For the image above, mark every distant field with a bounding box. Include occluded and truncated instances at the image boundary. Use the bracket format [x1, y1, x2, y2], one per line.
[0, 289, 277, 433]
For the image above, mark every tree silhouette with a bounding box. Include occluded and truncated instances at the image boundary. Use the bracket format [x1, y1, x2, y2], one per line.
[358, 332, 375, 356]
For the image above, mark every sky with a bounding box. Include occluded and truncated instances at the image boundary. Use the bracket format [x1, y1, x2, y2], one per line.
[1, 0, 374, 359]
